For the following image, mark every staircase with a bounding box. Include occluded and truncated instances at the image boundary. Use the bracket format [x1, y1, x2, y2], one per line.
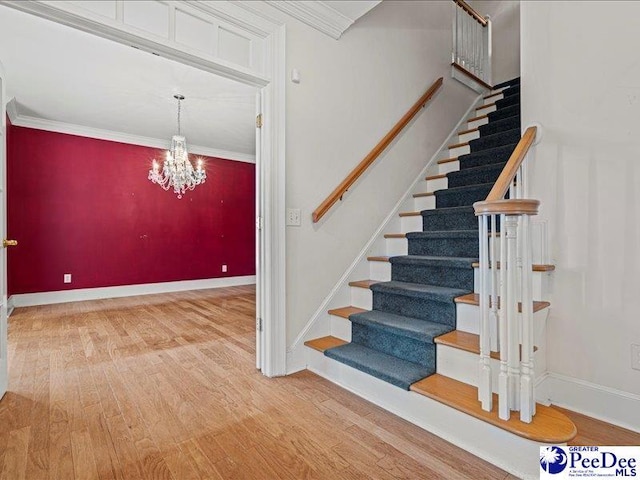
[303, 78, 577, 478]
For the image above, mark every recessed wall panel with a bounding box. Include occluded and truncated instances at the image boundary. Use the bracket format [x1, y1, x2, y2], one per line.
[175, 10, 214, 54]
[123, 1, 169, 39]
[218, 27, 251, 68]
[70, 1, 117, 19]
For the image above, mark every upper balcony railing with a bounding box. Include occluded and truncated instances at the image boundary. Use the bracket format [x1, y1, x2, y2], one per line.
[452, 0, 492, 89]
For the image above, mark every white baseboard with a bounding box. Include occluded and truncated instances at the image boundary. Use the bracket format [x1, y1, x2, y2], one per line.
[538, 372, 640, 433]
[8, 275, 256, 308]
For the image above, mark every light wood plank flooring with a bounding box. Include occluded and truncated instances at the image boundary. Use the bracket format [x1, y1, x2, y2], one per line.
[1, 286, 512, 479]
[2, 286, 637, 479]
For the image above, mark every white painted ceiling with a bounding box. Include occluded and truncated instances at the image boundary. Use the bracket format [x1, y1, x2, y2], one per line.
[0, 6, 257, 157]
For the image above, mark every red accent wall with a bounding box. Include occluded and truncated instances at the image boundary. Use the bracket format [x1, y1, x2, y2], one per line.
[7, 126, 255, 295]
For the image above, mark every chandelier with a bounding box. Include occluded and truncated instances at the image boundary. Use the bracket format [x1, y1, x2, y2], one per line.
[148, 94, 206, 198]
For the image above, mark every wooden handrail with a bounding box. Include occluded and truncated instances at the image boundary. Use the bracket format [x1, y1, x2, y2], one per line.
[484, 126, 537, 202]
[454, 0, 488, 27]
[312, 77, 443, 223]
[451, 63, 492, 90]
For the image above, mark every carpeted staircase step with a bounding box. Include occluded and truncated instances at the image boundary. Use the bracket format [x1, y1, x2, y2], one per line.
[469, 128, 521, 153]
[371, 281, 468, 326]
[305, 336, 347, 352]
[390, 255, 477, 290]
[447, 162, 506, 189]
[350, 311, 453, 367]
[435, 182, 494, 208]
[421, 206, 477, 231]
[488, 104, 520, 123]
[324, 343, 433, 390]
[406, 230, 478, 257]
[495, 93, 520, 110]
[500, 84, 520, 98]
[410, 374, 577, 443]
[478, 115, 520, 137]
[492, 77, 520, 89]
[350, 310, 453, 343]
[458, 143, 517, 170]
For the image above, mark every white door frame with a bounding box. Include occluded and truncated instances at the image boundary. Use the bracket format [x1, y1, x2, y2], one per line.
[0, 62, 7, 399]
[0, 1, 288, 377]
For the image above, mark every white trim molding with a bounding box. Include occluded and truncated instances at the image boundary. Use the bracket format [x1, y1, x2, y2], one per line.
[7, 112, 256, 163]
[9, 275, 256, 308]
[538, 372, 640, 433]
[267, 1, 381, 40]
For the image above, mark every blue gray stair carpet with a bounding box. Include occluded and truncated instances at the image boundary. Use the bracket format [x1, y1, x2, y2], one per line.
[325, 79, 521, 390]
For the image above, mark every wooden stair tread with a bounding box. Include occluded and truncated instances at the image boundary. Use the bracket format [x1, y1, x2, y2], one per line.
[476, 102, 496, 111]
[484, 91, 502, 100]
[399, 211, 421, 217]
[425, 173, 447, 181]
[304, 336, 347, 353]
[471, 262, 555, 272]
[448, 141, 469, 149]
[454, 293, 550, 313]
[437, 156, 459, 165]
[328, 306, 367, 319]
[410, 374, 577, 443]
[434, 330, 537, 360]
[384, 233, 406, 239]
[413, 192, 435, 198]
[457, 127, 478, 136]
[468, 113, 489, 122]
[348, 279, 379, 289]
[367, 256, 390, 262]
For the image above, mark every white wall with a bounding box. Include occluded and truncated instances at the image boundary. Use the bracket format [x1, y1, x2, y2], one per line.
[469, 1, 520, 85]
[282, 1, 476, 345]
[522, 1, 640, 397]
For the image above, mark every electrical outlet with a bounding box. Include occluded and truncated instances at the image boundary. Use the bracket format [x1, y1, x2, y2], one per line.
[63, 274, 72, 284]
[286, 208, 301, 226]
[632, 344, 640, 371]
[222, 264, 227, 273]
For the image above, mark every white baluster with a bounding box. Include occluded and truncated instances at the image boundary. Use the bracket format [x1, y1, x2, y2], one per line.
[489, 214, 499, 351]
[498, 213, 509, 420]
[520, 214, 535, 422]
[478, 215, 492, 411]
[505, 215, 520, 412]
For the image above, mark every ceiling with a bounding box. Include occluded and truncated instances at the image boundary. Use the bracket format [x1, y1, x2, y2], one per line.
[0, 6, 258, 158]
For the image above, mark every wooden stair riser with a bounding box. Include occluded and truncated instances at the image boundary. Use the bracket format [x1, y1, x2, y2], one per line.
[449, 143, 470, 157]
[330, 314, 352, 342]
[483, 93, 504, 105]
[350, 286, 372, 310]
[467, 116, 489, 130]
[413, 194, 436, 212]
[369, 259, 391, 282]
[400, 214, 423, 233]
[474, 268, 551, 301]
[436, 345, 547, 396]
[426, 176, 447, 192]
[458, 129, 480, 144]
[385, 236, 407, 256]
[476, 103, 497, 115]
[438, 159, 460, 175]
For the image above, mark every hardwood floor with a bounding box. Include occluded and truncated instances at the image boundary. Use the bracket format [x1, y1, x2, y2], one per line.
[1, 286, 513, 480]
[2, 286, 637, 479]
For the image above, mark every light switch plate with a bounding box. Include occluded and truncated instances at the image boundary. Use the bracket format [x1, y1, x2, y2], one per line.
[286, 208, 301, 226]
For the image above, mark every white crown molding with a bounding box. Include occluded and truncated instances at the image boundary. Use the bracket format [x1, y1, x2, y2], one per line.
[9, 275, 256, 308]
[266, 1, 354, 40]
[5, 97, 18, 124]
[9, 113, 255, 163]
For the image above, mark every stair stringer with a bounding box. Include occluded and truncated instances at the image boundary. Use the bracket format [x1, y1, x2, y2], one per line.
[285, 94, 484, 374]
[306, 347, 555, 480]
